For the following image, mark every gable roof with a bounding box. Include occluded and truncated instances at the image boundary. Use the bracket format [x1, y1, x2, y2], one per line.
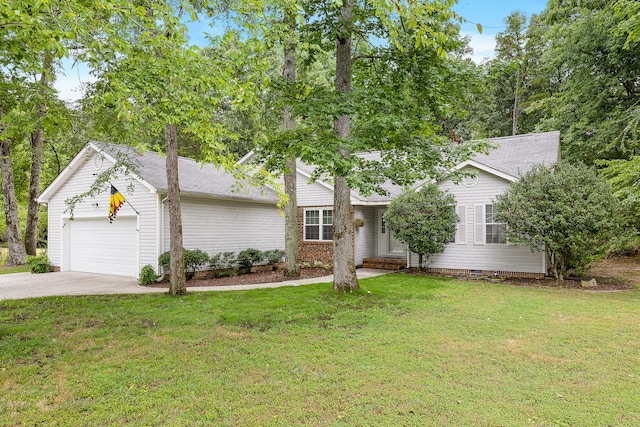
[296, 131, 561, 204]
[469, 131, 560, 178]
[39, 142, 279, 204]
[235, 131, 561, 205]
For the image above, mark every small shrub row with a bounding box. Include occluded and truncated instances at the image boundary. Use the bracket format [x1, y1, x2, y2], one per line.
[154, 248, 286, 281]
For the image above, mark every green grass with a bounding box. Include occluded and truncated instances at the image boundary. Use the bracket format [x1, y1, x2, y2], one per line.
[0, 248, 47, 274]
[1, 275, 639, 426]
[0, 265, 29, 274]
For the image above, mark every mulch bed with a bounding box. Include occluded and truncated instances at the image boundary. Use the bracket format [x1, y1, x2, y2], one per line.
[147, 256, 639, 291]
[147, 267, 332, 288]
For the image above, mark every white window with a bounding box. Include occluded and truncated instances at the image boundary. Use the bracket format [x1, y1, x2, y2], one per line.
[474, 204, 507, 244]
[485, 204, 507, 244]
[305, 209, 333, 241]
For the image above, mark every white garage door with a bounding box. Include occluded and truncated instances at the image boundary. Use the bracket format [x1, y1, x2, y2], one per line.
[68, 217, 139, 277]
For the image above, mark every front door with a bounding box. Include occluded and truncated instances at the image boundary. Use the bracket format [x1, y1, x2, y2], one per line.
[378, 208, 406, 257]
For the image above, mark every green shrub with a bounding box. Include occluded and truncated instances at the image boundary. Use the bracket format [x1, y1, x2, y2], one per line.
[494, 162, 620, 280]
[26, 255, 49, 274]
[158, 248, 210, 281]
[209, 251, 237, 278]
[210, 251, 236, 269]
[237, 248, 264, 273]
[384, 183, 457, 270]
[183, 249, 210, 280]
[263, 249, 285, 270]
[139, 265, 158, 286]
[214, 268, 237, 278]
[313, 260, 330, 269]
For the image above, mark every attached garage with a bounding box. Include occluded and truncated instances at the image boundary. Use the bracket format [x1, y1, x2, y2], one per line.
[63, 216, 139, 277]
[38, 142, 285, 278]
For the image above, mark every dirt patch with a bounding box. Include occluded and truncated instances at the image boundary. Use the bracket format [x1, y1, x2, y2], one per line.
[146, 267, 332, 288]
[506, 256, 640, 290]
[501, 275, 635, 291]
[412, 256, 640, 291]
[589, 256, 640, 286]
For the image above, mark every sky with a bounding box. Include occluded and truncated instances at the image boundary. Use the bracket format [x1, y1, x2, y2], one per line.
[54, 0, 549, 102]
[455, 0, 549, 62]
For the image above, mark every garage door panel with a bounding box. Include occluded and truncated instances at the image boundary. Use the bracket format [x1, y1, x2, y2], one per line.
[68, 217, 138, 277]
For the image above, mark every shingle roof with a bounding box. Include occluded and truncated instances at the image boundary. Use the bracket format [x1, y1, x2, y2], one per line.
[97, 143, 279, 203]
[353, 131, 561, 204]
[228, 131, 560, 205]
[471, 131, 560, 177]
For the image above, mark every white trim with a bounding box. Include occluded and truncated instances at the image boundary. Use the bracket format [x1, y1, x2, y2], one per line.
[237, 150, 258, 165]
[451, 160, 518, 183]
[87, 142, 156, 193]
[376, 207, 406, 258]
[303, 207, 333, 241]
[351, 201, 393, 206]
[160, 190, 278, 205]
[157, 193, 165, 273]
[61, 214, 69, 271]
[39, 145, 93, 202]
[38, 143, 157, 203]
[61, 212, 138, 220]
[485, 204, 507, 245]
[60, 215, 140, 276]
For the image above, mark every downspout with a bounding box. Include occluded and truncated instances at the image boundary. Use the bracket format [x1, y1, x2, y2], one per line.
[156, 195, 169, 282]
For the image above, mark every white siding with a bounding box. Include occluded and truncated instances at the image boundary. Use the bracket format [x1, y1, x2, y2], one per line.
[46, 151, 159, 274]
[409, 167, 545, 274]
[354, 206, 376, 266]
[296, 172, 334, 206]
[161, 196, 284, 261]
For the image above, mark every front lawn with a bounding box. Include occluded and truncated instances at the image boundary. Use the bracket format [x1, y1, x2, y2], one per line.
[0, 265, 29, 275]
[1, 275, 639, 426]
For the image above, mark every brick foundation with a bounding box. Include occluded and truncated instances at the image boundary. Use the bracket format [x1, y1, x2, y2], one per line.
[426, 267, 545, 279]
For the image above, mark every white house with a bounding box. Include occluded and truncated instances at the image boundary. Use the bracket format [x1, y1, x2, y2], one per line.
[241, 131, 561, 277]
[42, 131, 560, 279]
[38, 142, 285, 277]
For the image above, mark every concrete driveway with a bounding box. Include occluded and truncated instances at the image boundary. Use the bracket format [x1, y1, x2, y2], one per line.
[0, 269, 391, 301]
[0, 272, 160, 300]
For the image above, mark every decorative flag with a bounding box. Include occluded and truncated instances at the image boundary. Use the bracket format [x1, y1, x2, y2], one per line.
[108, 185, 125, 223]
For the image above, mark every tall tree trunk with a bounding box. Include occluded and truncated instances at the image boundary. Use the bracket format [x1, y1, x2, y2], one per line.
[283, 10, 300, 277]
[165, 123, 187, 295]
[0, 103, 27, 265]
[512, 67, 521, 136]
[284, 159, 299, 276]
[25, 59, 50, 255]
[333, 0, 358, 292]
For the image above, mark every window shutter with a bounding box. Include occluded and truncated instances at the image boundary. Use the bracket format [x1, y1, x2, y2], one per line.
[457, 205, 467, 244]
[474, 205, 484, 245]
